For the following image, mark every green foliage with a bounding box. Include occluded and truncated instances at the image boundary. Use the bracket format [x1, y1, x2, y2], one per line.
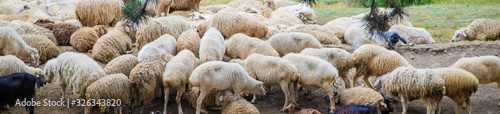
[121, 0, 153, 25]
[358, 0, 435, 7]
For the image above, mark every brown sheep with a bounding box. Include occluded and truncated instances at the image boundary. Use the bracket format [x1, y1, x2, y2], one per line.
[69, 25, 107, 52]
[34, 19, 81, 46]
[20, 35, 59, 64]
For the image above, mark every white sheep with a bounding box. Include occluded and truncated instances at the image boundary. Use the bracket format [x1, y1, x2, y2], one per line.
[0, 27, 40, 67]
[137, 34, 177, 62]
[451, 56, 500, 100]
[343, 21, 366, 45]
[379, 66, 445, 114]
[189, 61, 266, 114]
[334, 86, 384, 106]
[300, 48, 355, 88]
[283, 53, 338, 113]
[103, 54, 138, 76]
[323, 17, 358, 42]
[197, 11, 268, 39]
[43, 52, 106, 99]
[270, 3, 316, 24]
[234, 54, 300, 111]
[451, 19, 500, 42]
[0, 55, 44, 77]
[351, 44, 410, 89]
[225, 33, 280, 59]
[283, 24, 341, 45]
[266, 32, 323, 56]
[431, 68, 479, 114]
[388, 24, 435, 45]
[161, 50, 200, 114]
[199, 27, 225, 63]
[263, 0, 298, 10]
[227, 0, 262, 8]
[85, 73, 130, 114]
[136, 16, 190, 50]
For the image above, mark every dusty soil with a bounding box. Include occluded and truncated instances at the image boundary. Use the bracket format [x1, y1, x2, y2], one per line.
[1, 41, 500, 114]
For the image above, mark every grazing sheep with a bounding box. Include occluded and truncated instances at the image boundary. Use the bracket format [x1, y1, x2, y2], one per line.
[103, 54, 138, 76]
[0, 55, 44, 77]
[198, 11, 268, 39]
[451, 19, 500, 42]
[333, 100, 393, 114]
[283, 100, 320, 114]
[234, 54, 300, 111]
[323, 17, 358, 41]
[199, 27, 225, 63]
[379, 67, 445, 114]
[267, 32, 322, 56]
[270, 3, 316, 24]
[0, 72, 44, 114]
[137, 34, 177, 62]
[189, 61, 266, 114]
[264, 0, 298, 10]
[432, 68, 479, 114]
[352, 32, 408, 50]
[0, 27, 40, 67]
[43, 52, 106, 99]
[75, 0, 123, 27]
[335, 86, 383, 106]
[177, 29, 201, 57]
[162, 50, 200, 114]
[69, 25, 108, 52]
[135, 16, 190, 50]
[283, 24, 341, 45]
[129, 53, 173, 114]
[34, 19, 81, 46]
[155, 0, 202, 17]
[351, 44, 409, 89]
[451, 56, 500, 100]
[225, 33, 279, 59]
[283, 53, 338, 113]
[300, 48, 354, 88]
[388, 24, 435, 45]
[85, 73, 130, 114]
[219, 90, 261, 114]
[92, 22, 133, 63]
[20, 35, 59, 64]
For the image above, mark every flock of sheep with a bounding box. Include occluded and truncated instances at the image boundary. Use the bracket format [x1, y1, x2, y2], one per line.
[0, 0, 499, 114]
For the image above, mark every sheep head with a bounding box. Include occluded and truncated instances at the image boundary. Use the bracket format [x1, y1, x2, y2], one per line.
[29, 48, 40, 67]
[263, 0, 274, 10]
[250, 81, 266, 96]
[382, 32, 406, 50]
[92, 25, 108, 37]
[451, 28, 467, 42]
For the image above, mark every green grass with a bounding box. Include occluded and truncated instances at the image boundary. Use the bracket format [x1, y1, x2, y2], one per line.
[311, 0, 500, 43]
[201, 0, 499, 43]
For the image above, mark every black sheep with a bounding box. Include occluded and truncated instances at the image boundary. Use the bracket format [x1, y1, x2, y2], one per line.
[0, 72, 44, 114]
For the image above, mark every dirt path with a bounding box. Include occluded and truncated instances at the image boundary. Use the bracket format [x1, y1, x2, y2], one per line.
[1, 41, 499, 114]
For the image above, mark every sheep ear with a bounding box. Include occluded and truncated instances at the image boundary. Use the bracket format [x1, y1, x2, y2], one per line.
[125, 26, 130, 32]
[399, 37, 407, 44]
[462, 31, 467, 37]
[219, 95, 224, 102]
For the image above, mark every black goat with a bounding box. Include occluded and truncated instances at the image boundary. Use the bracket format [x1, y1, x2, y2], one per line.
[353, 32, 407, 50]
[0, 72, 44, 114]
[333, 100, 393, 114]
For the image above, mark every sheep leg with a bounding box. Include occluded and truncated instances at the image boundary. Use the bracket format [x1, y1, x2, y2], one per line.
[423, 98, 435, 114]
[322, 83, 336, 113]
[165, 6, 171, 17]
[61, 84, 67, 99]
[456, 102, 464, 114]
[293, 81, 298, 101]
[363, 76, 375, 89]
[280, 82, 291, 112]
[340, 71, 351, 88]
[119, 106, 122, 114]
[465, 97, 471, 114]
[196, 91, 208, 114]
[163, 88, 170, 114]
[306, 90, 312, 99]
[267, 85, 274, 93]
[401, 96, 408, 114]
[351, 71, 361, 87]
[497, 82, 500, 100]
[251, 94, 257, 103]
[176, 87, 186, 114]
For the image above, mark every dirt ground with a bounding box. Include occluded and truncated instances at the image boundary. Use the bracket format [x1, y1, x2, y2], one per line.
[1, 41, 500, 114]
